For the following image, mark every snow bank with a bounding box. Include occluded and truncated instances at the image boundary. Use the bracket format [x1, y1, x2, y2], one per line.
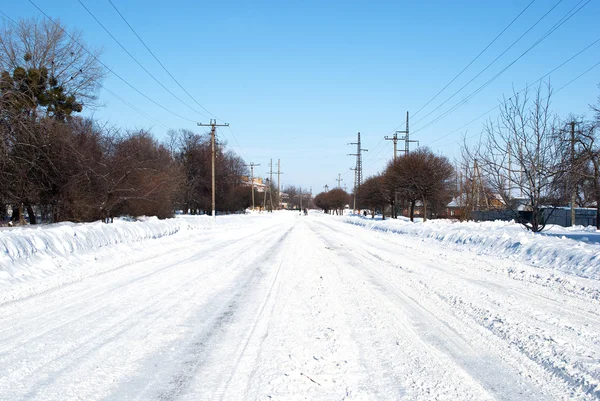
[0, 214, 258, 301]
[342, 216, 600, 279]
[0, 216, 211, 267]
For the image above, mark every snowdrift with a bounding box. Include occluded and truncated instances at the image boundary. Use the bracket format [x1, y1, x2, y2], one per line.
[1, 212, 599, 302]
[342, 216, 600, 280]
[0, 216, 211, 268]
[0, 215, 258, 302]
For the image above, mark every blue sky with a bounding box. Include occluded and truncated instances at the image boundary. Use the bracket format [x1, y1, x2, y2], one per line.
[4, 0, 600, 195]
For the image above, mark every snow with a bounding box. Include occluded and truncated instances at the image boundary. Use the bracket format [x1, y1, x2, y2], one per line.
[0, 214, 277, 303]
[1, 212, 600, 400]
[343, 215, 600, 279]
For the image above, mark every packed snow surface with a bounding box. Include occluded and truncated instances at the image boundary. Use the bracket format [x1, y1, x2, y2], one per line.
[1, 211, 599, 400]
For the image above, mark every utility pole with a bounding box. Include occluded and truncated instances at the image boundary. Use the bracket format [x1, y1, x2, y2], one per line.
[348, 132, 368, 210]
[277, 159, 283, 209]
[508, 141, 512, 198]
[350, 167, 357, 210]
[396, 112, 418, 155]
[336, 173, 343, 188]
[263, 178, 268, 211]
[198, 119, 229, 217]
[244, 162, 260, 210]
[384, 132, 399, 161]
[472, 159, 489, 211]
[570, 121, 576, 226]
[473, 159, 479, 211]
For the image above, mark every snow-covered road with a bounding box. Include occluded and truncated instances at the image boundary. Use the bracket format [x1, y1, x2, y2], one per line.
[1, 212, 599, 400]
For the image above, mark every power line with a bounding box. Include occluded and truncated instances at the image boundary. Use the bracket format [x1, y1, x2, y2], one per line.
[412, 0, 590, 136]
[555, 58, 600, 93]
[101, 85, 168, 129]
[411, 0, 568, 130]
[1, 9, 173, 131]
[225, 125, 249, 162]
[27, 0, 197, 124]
[106, 0, 220, 122]
[433, 58, 599, 150]
[427, 36, 600, 146]
[412, 0, 536, 119]
[77, 0, 209, 120]
[105, 1, 251, 165]
[359, 134, 388, 165]
[429, 57, 600, 150]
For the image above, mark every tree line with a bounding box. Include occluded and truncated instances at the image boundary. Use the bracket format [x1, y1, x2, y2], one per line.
[312, 147, 454, 221]
[314, 82, 600, 233]
[353, 148, 453, 221]
[0, 18, 256, 224]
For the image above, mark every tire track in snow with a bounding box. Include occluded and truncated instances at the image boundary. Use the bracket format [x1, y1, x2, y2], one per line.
[0, 221, 286, 344]
[0, 220, 291, 400]
[324, 218, 600, 399]
[0, 219, 284, 310]
[308, 218, 557, 400]
[154, 225, 293, 401]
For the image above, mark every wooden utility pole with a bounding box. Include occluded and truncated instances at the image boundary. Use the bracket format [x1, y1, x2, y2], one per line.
[350, 167, 357, 210]
[570, 121, 576, 226]
[508, 141, 512, 197]
[472, 159, 489, 211]
[336, 173, 343, 188]
[263, 178, 268, 211]
[277, 159, 284, 209]
[197, 119, 229, 217]
[268, 159, 274, 212]
[244, 162, 260, 210]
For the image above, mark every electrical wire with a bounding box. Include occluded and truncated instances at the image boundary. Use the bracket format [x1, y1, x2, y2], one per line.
[433, 57, 600, 151]
[412, 0, 536, 119]
[27, 0, 197, 124]
[426, 36, 600, 146]
[411, 0, 569, 131]
[77, 0, 210, 120]
[411, 0, 590, 136]
[101, 85, 169, 129]
[107, 0, 220, 122]
[360, 136, 385, 164]
[105, 1, 253, 163]
[1, 9, 190, 134]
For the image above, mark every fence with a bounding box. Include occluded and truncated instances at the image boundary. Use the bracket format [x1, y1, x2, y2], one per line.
[471, 208, 597, 228]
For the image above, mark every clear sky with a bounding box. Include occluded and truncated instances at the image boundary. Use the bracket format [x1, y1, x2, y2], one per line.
[4, 0, 600, 195]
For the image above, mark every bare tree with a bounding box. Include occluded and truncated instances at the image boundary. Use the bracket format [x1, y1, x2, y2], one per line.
[356, 175, 388, 219]
[470, 83, 562, 232]
[386, 148, 454, 222]
[572, 120, 600, 229]
[327, 188, 350, 215]
[0, 17, 105, 110]
[313, 191, 331, 214]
